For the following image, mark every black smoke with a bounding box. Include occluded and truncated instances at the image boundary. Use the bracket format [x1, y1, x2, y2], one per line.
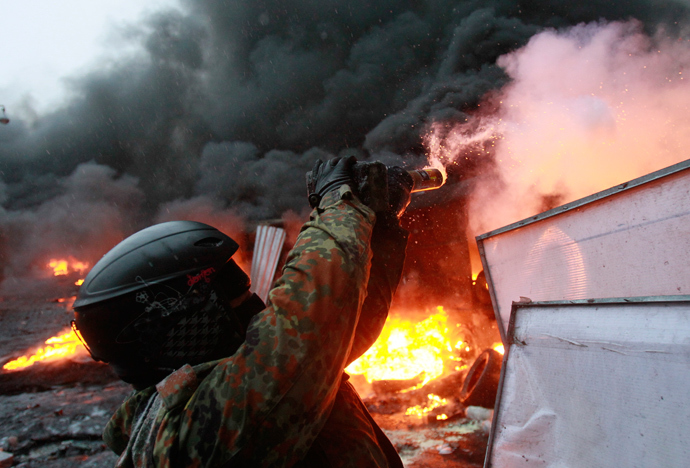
[1, 0, 688, 290]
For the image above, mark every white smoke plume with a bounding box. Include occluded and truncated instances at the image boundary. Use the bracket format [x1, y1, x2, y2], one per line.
[429, 20, 690, 242]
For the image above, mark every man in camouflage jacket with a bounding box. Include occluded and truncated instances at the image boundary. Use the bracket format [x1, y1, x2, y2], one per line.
[101, 160, 410, 467]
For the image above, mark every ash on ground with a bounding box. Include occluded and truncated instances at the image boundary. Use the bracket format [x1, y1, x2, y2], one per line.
[0, 294, 126, 467]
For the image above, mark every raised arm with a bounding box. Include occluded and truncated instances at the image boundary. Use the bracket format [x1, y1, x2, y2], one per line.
[346, 165, 413, 364]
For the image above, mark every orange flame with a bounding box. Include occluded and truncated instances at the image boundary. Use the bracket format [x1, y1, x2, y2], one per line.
[2, 329, 86, 371]
[493, 342, 505, 355]
[48, 259, 69, 276]
[47, 257, 89, 277]
[405, 393, 448, 418]
[346, 306, 466, 387]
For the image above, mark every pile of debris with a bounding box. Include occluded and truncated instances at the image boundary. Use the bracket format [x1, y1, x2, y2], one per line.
[358, 348, 502, 467]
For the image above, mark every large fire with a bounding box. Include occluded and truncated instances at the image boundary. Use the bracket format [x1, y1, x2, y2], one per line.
[344, 305, 505, 418]
[2, 328, 87, 371]
[346, 306, 470, 387]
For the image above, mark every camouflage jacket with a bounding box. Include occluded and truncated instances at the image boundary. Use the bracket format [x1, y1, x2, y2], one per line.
[103, 186, 406, 468]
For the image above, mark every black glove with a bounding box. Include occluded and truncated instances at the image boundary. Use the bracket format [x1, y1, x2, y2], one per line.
[386, 166, 413, 219]
[306, 156, 356, 208]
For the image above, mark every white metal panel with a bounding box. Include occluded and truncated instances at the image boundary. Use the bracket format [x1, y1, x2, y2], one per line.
[487, 298, 690, 468]
[250, 225, 286, 303]
[477, 160, 690, 341]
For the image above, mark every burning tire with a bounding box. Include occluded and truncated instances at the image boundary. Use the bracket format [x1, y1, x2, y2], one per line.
[460, 348, 502, 409]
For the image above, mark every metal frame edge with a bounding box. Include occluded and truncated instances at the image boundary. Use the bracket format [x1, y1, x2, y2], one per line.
[477, 238, 507, 344]
[509, 295, 690, 310]
[476, 158, 690, 241]
[483, 332, 512, 468]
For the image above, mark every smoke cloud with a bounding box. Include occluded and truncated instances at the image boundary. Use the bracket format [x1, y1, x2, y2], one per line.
[1, 0, 689, 293]
[0, 162, 142, 290]
[464, 20, 690, 235]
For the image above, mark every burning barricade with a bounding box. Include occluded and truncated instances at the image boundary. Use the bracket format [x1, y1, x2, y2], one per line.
[344, 305, 503, 422]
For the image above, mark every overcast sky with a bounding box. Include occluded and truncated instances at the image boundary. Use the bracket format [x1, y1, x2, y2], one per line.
[0, 0, 179, 114]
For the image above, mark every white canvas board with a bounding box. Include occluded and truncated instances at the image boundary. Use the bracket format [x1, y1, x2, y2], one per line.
[477, 160, 690, 340]
[487, 298, 690, 468]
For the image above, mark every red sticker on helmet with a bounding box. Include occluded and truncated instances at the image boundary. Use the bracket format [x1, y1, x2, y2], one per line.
[187, 267, 216, 287]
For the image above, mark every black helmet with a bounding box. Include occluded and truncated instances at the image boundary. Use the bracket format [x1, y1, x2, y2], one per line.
[73, 221, 258, 387]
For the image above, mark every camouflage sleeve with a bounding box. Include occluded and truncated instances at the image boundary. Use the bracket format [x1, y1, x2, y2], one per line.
[152, 185, 375, 468]
[103, 387, 156, 456]
[347, 221, 409, 365]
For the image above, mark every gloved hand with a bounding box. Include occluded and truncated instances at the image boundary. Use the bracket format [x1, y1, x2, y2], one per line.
[386, 166, 413, 219]
[306, 156, 357, 208]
